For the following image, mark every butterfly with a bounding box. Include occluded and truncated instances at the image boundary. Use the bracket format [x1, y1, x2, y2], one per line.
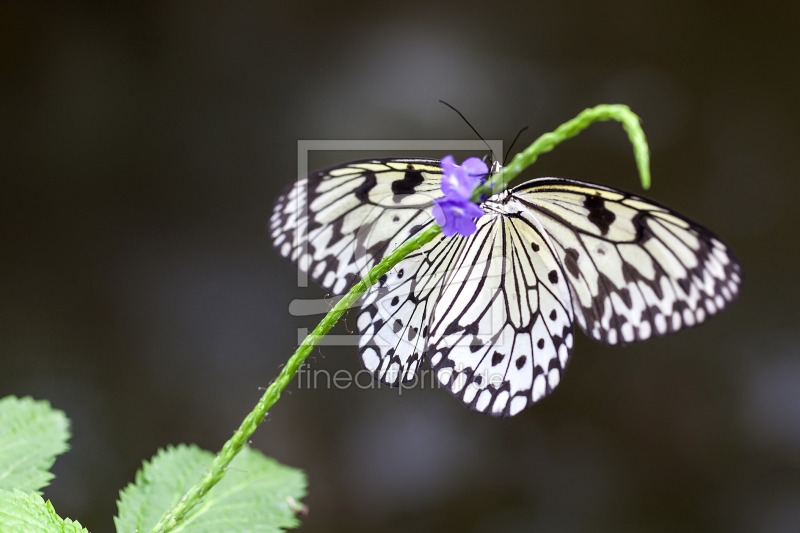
[271, 158, 741, 417]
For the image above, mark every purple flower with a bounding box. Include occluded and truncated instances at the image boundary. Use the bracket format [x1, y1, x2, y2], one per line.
[440, 155, 488, 200]
[433, 156, 487, 237]
[433, 198, 484, 237]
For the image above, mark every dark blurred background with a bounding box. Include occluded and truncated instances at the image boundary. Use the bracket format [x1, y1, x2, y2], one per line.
[2, 1, 799, 532]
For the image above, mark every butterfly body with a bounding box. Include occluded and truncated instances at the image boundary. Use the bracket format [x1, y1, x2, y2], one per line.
[271, 158, 741, 417]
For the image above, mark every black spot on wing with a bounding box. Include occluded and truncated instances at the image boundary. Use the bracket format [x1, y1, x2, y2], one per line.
[354, 171, 378, 202]
[564, 248, 581, 279]
[491, 351, 504, 366]
[391, 169, 425, 200]
[464, 322, 479, 336]
[585, 195, 615, 235]
[408, 223, 426, 236]
[443, 322, 460, 336]
[618, 287, 632, 308]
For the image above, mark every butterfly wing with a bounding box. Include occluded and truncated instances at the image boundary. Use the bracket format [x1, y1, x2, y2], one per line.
[509, 178, 742, 344]
[426, 210, 576, 417]
[273, 159, 742, 416]
[358, 234, 466, 385]
[426, 177, 740, 417]
[270, 158, 444, 294]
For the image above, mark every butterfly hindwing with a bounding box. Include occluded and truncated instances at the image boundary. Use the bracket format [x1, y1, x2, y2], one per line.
[426, 210, 575, 417]
[270, 158, 444, 294]
[509, 179, 742, 344]
[357, 234, 466, 385]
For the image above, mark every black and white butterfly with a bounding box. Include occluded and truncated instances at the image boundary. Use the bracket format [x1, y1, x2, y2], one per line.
[271, 158, 741, 417]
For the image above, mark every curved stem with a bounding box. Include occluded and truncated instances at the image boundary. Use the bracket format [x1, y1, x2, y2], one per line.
[474, 103, 650, 200]
[150, 225, 441, 533]
[151, 103, 651, 533]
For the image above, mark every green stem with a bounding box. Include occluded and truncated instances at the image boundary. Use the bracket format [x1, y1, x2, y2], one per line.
[150, 226, 441, 533]
[151, 103, 651, 533]
[474, 103, 650, 200]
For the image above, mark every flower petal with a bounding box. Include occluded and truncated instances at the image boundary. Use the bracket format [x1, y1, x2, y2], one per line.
[441, 157, 482, 200]
[441, 220, 458, 237]
[453, 215, 477, 237]
[435, 156, 487, 237]
[460, 157, 489, 180]
[432, 197, 483, 237]
[441, 170, 470, 200]
[462, 201, 485, 220]
[440, 155, 457, 175]
[432, 200, 447, 226]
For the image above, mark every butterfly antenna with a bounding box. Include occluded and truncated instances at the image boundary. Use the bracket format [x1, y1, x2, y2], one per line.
[503, 125, 530, 166]
[438, 99, 496, 163]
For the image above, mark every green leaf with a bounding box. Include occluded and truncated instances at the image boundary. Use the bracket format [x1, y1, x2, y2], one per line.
[0, 396, 70, 493]
[0, 489, 89, 533]
[115, 444, 306, 533]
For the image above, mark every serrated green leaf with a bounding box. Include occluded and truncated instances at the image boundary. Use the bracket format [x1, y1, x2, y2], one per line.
[115, 444, 306, 533]
[0, 489, 89, 533]
[0, 396, 70, 493]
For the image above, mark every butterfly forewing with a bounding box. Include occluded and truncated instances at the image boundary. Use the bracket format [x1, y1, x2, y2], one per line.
[270, 159, 444, 294]
[509, 179, 742, 345]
